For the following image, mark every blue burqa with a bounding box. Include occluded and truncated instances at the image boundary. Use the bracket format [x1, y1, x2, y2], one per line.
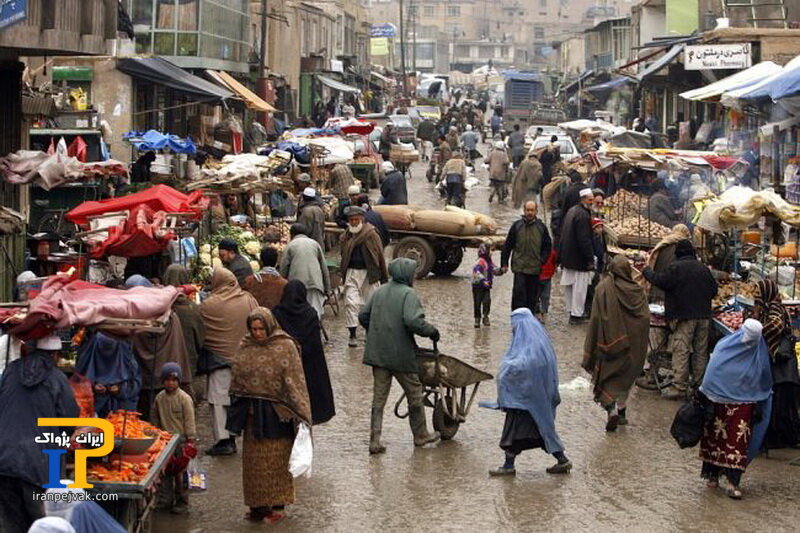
[699, 328, 773, 462]
[75, 332, 140, 417]
[482, 308, 565, 453]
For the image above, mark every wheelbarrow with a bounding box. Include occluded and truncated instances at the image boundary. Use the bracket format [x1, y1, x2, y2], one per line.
[394, 341, 493, 440]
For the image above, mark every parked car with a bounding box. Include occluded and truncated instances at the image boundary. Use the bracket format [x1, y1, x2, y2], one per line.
[528, 135, 579, 159]
[524, 124, 565, 151]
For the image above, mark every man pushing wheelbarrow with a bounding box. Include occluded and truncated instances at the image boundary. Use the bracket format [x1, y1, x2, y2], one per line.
[359, 257, 442, 454]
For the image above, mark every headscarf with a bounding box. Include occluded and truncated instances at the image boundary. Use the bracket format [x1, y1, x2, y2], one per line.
[700, 319, 773, 462]
[273, 281, 336, 425]
[200, 268, 258, 363]
[28, 517, 76, 533]
[229, 307, 311, 425]
[490, 308, 564, 453]
[163, 264, 189, 286]
[124, 274, 152, 288]
[754, 279, 790, 360]
[649, 224, 691, 260]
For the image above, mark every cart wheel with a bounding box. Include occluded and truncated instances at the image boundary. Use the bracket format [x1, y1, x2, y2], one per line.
[431, 245, 464, 276]
[433, 399, 460, 440]
[393, 236, 435, 278]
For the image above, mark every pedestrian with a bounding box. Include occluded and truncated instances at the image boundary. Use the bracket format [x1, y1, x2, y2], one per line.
[342, 99, 355, 118]
[559, 188, 595, 324]
[217, 238, 254, 287]
[0, 335, 79, 533]
[244, 246, 288, 310]
[329, 163, 356, 200]
[645, 224, 692, 303]
[200, 267, 259, 456]
[226, 308, 311, 524]
[417, 118, 437, 162]
[485, 309, 572, 476]
[357, 194, 390, 247]
[698, 319, 772, 500]
[648, 180, 680, 228]
[487, 140, 510, 204]
[490, 113, 502, 137]
[163, 264, 205, 390]
[152, 362, 197, 515]
[501, 201, 551, 315]
[558, 170, 587, 219]
[446, 125, 459, 151]
[752, 279, 800, 450]
[280, 223, 330, 319]
[583, 255, 649, 431]
[379, 123, 397, 161]
[379, 161, 408, 205]
[507, 124, 526, 169]
[539, 136, 561, 187]
[511, 151, 543, 209]
[437, 134, 452, 165]
[340, 206, 388, 347]
[642, 240, 717, 400]
[460, 124, 481, 163]
[335, 184, 363, 228]
[296, 186, 326, 250]
[273, 280, 336, 426]
[537, 248, 557, 324]
[359, 258, 441, 454]
[472, 243, 502, 328]
[592, 188, 606, 217]
[441, 150, 468, 207]
[75, 331, 141, 418]
[583, 217, 608, 316]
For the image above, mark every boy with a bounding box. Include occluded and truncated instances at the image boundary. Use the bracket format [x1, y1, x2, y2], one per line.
[538, 249, 557, 324]
[153, 362, 196, 514]
[472, 244, 502, 328]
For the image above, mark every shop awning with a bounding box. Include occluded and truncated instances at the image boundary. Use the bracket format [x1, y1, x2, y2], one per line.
[370, 71, 395, 86]
[760, 115, 800, 136]
[680, 61, 782, 101]
[561, 69, 594, 93]
[317, 75, 361, 94]
[746, 55, 800, 101]
[213, 70, 276, 112]
[636, 44, 684, 82]
[726, 55, 800, 103]
[117, 57, 232, 100]
[585, 77, 633, 93]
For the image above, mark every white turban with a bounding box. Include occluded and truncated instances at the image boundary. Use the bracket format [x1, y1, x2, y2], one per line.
[579, 188, 594, 198]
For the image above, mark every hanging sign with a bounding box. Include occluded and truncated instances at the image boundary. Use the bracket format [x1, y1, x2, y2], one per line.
[369, 23, 397, 38]
[370, 38, 389, 56]
[685, 43, 752, 70]
[0, 0, 26, 30]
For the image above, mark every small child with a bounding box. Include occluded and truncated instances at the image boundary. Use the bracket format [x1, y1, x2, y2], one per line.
[153, 362, 197, 514]
[538, 249, 557, 324]
[472, 243, 502, 328]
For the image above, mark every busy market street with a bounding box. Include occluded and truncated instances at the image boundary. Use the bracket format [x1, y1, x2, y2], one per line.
[150, 148, 800, 532]
[4, 2, 800, 533]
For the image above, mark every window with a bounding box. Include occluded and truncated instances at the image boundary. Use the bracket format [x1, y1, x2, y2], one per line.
[154, 32, 176, 55]
[156, 0, 176, 29]
[417, 43, 434, 60]
[177, 33, 198, 56]
[424, 5, 435, 16]
[539, 0, 546, 6]
[131, 0, 153, 26]
[534, 27, 545, 40]
[447, 5, 460, 17]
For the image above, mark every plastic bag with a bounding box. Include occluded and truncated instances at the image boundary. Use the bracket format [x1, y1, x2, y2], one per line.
[289, 423, 313, 478]
[185, 458, 207, 491]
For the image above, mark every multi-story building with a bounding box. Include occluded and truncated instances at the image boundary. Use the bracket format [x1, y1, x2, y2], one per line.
[126, 0, 251, 73]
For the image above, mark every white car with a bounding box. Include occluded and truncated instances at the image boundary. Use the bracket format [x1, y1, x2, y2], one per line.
[524, 125, 565, 151]
[528, 135, 578, 158]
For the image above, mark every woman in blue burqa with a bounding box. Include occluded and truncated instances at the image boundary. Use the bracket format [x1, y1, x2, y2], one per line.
[484, 308, 571, 475]
[698, 318, 772, 500]
[76, 331, 141, 417]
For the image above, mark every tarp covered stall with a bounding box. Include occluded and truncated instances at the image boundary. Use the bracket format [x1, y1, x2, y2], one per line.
[206, 70, 276, 112]
[584, 77, 633, 94]
[723, 55, 800, 105]
[317, 75, 361, 94]
[636, 45, 684, 82]
[680, 61, 782, 101]
[117, 57, 233, 100]
[66, 184, 207, 225]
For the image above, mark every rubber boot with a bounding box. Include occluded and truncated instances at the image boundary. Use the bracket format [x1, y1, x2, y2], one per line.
[369, 407, 386, 455]
[409, 405, 440, 446]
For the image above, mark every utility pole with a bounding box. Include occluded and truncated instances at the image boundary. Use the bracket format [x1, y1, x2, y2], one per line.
[411, 0, 417, 73]
[259, 0, 268, 78]
[399, 0, 407, 95]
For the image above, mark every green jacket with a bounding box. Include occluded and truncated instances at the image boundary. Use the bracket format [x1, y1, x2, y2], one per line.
[359, 258, 437, 374]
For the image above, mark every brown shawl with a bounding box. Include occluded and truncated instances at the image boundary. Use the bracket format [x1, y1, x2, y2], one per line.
[755, 279, 790, 360]
[200, 268, 258, 363]
[634, 224, 691, 290]
[229, 307, 312, 425]
[583, 255, 649, 406]
[512, 156, 543, 209]
[340, 223, 388, 284]
[131, 310, 191, 389]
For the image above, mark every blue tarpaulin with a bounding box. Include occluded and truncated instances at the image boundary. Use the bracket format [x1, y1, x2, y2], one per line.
[124, 130, 197, 155]
[503, 70, 541, 82]
[741, 57, 800, 101]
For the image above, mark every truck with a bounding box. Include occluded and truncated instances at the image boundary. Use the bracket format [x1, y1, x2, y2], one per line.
[502, 71, 545, 132]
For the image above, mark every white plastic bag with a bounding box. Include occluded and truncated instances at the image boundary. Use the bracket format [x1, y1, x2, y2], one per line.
[289, 423, 313, 478]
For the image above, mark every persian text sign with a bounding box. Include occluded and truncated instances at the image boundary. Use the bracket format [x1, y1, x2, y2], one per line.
[0, 0, 26, 30]
[685, 44, 752, 70]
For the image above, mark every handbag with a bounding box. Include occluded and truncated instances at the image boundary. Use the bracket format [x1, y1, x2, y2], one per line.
[670, 391, 711, 449]
[774, 333, 796, 364]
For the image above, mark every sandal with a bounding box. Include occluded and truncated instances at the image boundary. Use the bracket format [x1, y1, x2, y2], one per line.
[265, 511, 286, 524]
[727, 487, 743, 500]
[705, 479, 719, 489]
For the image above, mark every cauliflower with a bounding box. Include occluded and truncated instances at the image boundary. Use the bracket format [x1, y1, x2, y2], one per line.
[250, 260, 260, 272]
[239, 231, 255, 240]
[211, 247, 219, 258]
[200, 243, 212, 254]
[199, 252, 212, 266]
[244, 240, 261, 257]
[212, 257, 223, 269]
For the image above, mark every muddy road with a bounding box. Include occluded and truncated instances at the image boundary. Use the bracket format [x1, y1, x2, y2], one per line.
[155, 142, 800, 532]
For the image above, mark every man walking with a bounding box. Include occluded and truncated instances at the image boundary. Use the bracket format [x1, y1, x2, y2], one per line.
[280, 223, 331, 318]
[511, 152, 543, 209]
[507, 124, 526, 169]
[297, 186, 326, 250]
[487, 140, 510, 204]
[501, 201, 552, 315]
[559, 188, 595, 324]
[642, 240, 717, 399]
[217, 238, 253, 287]
[379, 162, 408, 205]
[359, 258, 441, 454]
[341, 206, 388, 347]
